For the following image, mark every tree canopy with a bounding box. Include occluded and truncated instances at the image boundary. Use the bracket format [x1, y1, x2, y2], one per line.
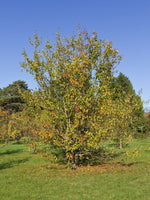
[20, 28, 145, 168]
[0, 80, 28, 113]
[111, 72, 135, 99]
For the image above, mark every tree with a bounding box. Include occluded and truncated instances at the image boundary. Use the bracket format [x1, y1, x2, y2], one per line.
[0, 80, 28, 113]
[145, 112, 150, 133]
[111, 72, 146, 138]
[113, 72, 135, 95]
[0, 80, 29, 144]
[0, 107, 10, 143]
[7, 111, 27, 143]
[21, 28, 122, 168]
[110, 96, 137, 149]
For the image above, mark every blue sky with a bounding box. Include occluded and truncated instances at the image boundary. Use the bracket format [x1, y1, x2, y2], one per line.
[0, 0, 150, 108]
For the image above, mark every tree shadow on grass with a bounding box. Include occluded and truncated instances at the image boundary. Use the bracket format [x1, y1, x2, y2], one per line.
[118, 162, 135, 167]
[0, 149, 23, 156]
[0, 157, 29, 170]
[117, 161, 143, 167]
[78, 149, 125, 167]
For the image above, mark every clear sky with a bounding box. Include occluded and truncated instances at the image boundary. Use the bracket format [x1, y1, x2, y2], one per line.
[0, 0, 150, 108]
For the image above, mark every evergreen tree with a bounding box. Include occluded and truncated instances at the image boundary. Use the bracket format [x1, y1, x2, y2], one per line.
[111, 72, 135, 99]
[0, 80, 28, 113]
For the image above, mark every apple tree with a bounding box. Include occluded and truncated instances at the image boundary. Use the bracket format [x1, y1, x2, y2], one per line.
[21, 28, 122, 168]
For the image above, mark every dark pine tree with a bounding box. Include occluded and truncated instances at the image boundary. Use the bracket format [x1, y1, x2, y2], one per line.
[0, 80, 28, 113]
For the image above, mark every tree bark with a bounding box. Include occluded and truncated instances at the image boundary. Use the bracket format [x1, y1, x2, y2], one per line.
[71, 151, 78, 169]
[120, 138, 123, 149]
[6, 140, 10, 145]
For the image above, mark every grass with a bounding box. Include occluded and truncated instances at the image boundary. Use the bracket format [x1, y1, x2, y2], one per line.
[0, 138, 150, 200]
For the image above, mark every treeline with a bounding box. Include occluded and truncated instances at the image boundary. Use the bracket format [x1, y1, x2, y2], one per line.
[0, 28, 148, 168]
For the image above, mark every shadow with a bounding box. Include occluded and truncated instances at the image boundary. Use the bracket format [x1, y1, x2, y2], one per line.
[0, 149, 23, 156]
[117, 161, 141, 167]
[0, 158, 29, 170]
[78, 149, 125, 166]
[12, 141, 24, 145]
[79, 160, 142, 170]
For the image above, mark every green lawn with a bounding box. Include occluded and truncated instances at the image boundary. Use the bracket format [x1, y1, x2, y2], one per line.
[0, 138, 150, 200]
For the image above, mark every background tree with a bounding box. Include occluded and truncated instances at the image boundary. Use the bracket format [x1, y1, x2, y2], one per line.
[110, 96, 137, 149]
[0, 80, 28, 113]
[111, 72, 146, 137]
[0, 80, 29, 143]
[111, 72, 135, 97]
[0, 107, 10, 144]
[144, 111, 150, 134]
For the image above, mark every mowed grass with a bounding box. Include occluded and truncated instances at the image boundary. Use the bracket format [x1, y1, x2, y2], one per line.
[0, 138, 150, 200]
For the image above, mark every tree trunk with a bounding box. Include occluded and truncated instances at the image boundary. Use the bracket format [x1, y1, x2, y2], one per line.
[71, 151, 78, 169]
[120, 138, 123, 149]
[32, 144, 37, 154]
[6, 140, 10, 145]
[15, 137, 20, 143]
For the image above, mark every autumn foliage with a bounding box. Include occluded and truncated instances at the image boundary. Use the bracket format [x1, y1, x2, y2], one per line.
[13, 28, 145, 168]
